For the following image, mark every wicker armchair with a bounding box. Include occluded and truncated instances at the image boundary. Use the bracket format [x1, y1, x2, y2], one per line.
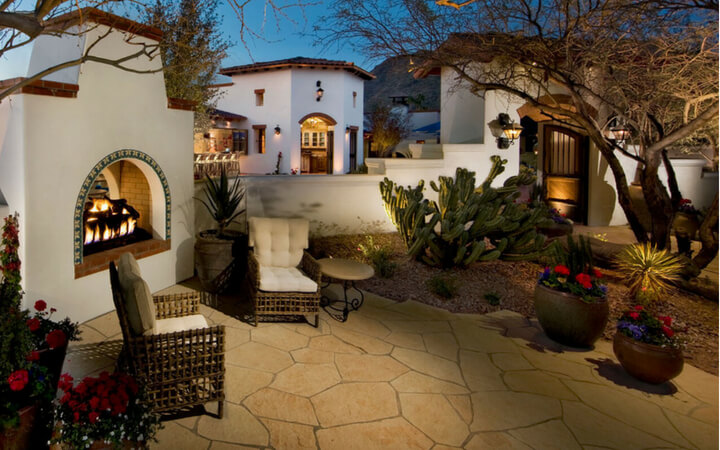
[247, 217, 321, 327]
[109, 258, 225, 418]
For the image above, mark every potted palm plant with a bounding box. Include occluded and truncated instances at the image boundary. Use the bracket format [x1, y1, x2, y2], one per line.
[534, 235, 609, 347]
[613, 243, 685, 383]
[194, 166, 246, 292]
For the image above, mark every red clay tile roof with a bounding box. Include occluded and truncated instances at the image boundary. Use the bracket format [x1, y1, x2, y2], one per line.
[220, 57, 375, 80]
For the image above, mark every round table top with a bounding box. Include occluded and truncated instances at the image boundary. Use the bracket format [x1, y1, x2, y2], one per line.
[317, 258, 375, 281]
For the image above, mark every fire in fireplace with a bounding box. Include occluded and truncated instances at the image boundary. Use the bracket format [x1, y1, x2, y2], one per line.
[83, 197, 151, 256]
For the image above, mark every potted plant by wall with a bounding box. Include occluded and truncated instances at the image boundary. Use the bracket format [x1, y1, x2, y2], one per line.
[50, 371, 161, 449]
[534, 235, 609, 347]
[673, 198, 701, 239]
[27, 299, 80, 391]
[194, 166, 246, 293]
[537, 207, 574, 238]
[613, 243, 685, 383]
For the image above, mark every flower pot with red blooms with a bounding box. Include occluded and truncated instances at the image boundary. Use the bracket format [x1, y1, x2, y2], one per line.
[537, 208, 573, 238]
[673, 199, 701, 239]
[0, 403, 38, 450]
[27, 299, 80, 392]
[534, 236, 608, 348]
[50, 372, 162, 450]
[613, 307, 684, 384]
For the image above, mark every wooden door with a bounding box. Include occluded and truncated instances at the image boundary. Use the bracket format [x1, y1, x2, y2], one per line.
[349, 130, 358, 172]
[542, 126, 588, 223]
[326, 130, 334, 174]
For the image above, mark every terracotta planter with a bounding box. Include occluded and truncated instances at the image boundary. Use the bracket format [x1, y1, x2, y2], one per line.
[673, 212, 700, 240]
[613, 332, 684, 384]
[0, 404, 38, 450]
[534, 284, 609, 348]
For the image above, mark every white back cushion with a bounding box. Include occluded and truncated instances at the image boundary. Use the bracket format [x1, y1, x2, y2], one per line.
[249, 217, 309, 267]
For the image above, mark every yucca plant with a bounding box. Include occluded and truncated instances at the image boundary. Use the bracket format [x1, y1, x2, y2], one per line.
[615, 243, 683, 305]
[196, 166, 246, 237]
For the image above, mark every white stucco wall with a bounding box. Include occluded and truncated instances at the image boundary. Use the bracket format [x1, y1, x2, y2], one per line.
[194, 175, 394, 237]
[0, 24, 194, 322]
[215, 66, 366, 175]
[440, 67, 485, 144]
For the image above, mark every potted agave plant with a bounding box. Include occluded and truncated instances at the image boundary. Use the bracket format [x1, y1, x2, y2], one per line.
[50, 371, 162, 450]
[535, 235, 608, 347]
[194, 166, 246, 292]
[613, 243, 685, 384]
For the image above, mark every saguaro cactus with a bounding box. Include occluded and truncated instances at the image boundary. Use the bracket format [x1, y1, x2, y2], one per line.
[379, 157, 552, 268]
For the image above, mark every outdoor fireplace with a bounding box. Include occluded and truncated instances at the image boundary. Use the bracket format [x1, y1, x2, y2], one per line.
[82, 196, 152, 256]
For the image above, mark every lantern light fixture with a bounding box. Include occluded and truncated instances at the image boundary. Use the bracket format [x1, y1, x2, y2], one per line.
[610, 125, 631, 142]
[274, 125, 281, 135]
[494, 113, 523, 149]
[316, 81, 324, 102]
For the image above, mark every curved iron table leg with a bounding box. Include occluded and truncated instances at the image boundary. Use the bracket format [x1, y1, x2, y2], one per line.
[320, 278, 365, 322]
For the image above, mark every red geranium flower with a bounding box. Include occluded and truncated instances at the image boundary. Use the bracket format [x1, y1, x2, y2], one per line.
[629, 312, 640, 320]
[592, 268, 602, 278]
[46, 329, 67, 349]
[34, 299, 47, 311]
[634, 305, 643, 311]
[89, 412, 100, 424]
[73, 412, 80, 423]
[59, 374, 74, 392]
[554, 265, 570, 276]
[575, 273, 593, 289]
[659, 316, 672, 327]
[26, 317, 40, 332]
[8, 370, 29, 391]
[26, 351, 39, 361]
[662, 325, 674, 338]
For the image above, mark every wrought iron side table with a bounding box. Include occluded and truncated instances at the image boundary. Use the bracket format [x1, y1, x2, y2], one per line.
[317, 258, 374, 322]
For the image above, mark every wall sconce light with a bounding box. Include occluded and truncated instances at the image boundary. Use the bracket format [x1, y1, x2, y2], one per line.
[316, 81, 324, 102]
[489, 113, 523, 149]
[274, 125, 281, 135]
[345, 126, 350, 134]
[605, 117, 631, 143]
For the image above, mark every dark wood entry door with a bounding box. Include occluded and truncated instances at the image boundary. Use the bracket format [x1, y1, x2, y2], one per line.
[326, 131, 334, 174]
[349, 130, 358, 172]
[542, 126, 588, 223]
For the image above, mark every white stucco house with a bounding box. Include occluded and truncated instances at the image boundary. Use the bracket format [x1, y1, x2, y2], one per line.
[204, 57, 374, 175]
[367, 62, 717, 227]
[0, 8, 195, 322]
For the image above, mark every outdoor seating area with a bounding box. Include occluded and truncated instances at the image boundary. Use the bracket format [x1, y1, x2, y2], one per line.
[66, 282, 718, 449]
[194, 152, 243, 180]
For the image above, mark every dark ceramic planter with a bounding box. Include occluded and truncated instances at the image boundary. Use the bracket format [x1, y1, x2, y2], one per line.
[0, 403, 38, 450]
[537, 222, 573, 238]
[194, 231, 246, 293]
[534, 284, 609, 348]
[37, 343, 68, 392]
[613, 332, 684, 384]
[673, 212, 700, 240]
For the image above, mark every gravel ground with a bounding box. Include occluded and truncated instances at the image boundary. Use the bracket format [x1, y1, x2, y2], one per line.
[310, 232, 719, 376]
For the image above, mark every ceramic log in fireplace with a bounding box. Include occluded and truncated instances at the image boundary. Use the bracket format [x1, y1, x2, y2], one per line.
[83, 197, 151, 256]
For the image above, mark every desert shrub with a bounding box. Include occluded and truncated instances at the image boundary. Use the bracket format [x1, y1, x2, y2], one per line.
[380, 156, 553, 268]
[427, 274, 459, 299]
[358, 236, 397, 278]
[484, 292, 501, 306]
[615, 243, 683, 305]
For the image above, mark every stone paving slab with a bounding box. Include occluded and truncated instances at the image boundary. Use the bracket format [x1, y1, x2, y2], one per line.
[67, 290, 719, 449]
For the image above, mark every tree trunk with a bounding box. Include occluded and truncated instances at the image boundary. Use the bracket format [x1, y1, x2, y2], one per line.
[639, 153, 674, 250]
[594, 142, 649, 243]
[693, 191, 719, 270]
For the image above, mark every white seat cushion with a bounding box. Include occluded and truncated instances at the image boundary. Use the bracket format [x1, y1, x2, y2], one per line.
[150, 314, 209, 335]
[118, 271, 156, 336]
[259, 266, 317, 293]
[249, 217, 309, 268]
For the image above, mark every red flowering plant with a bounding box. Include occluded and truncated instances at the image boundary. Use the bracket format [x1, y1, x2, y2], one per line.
[538, 235, 607, 302]
[27, 299, 81, 351]
[51, 371, 161, 449]
[617, 305, 684, 349]
[677, 198, 700, 216]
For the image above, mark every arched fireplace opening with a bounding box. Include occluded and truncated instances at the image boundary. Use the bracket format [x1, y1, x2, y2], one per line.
[74, 149, 172, 278]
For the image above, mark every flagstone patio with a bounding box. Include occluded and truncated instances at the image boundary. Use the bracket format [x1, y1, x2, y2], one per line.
[66, 284, 718, 450]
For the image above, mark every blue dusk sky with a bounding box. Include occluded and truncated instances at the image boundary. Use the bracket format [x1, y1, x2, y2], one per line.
[0, 1, 379, 80]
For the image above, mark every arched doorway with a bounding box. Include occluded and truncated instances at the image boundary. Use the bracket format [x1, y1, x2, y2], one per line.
[542, 126, 589, 223]
[298, 113, 337, 174]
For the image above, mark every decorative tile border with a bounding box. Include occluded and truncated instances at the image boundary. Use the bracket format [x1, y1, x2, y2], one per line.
[73, 149, 171, 265]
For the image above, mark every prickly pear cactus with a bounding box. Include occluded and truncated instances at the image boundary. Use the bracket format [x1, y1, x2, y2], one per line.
[380, 157, 553, 268]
